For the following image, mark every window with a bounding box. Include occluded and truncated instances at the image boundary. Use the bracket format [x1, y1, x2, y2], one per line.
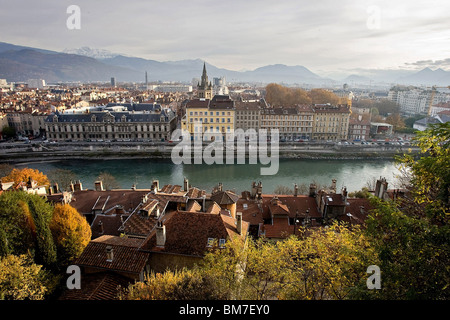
[207, 238, 215, 247]
[219, 239, 226, 248]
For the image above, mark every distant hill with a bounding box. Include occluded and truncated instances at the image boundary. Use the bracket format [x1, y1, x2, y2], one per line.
[0, 49, 140, 82]
[0, 42, 448, 86]
[0, 42, 328, 84]
[396, 67, 450, 86]
[0, 41, 58, 55]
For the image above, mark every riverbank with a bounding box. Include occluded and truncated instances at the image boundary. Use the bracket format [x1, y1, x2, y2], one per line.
[0, 143, 419, 164]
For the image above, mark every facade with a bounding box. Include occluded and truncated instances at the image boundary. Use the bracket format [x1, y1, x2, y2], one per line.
[260, 105, 314, 141]
[45, 103, 177, 141]
[235, 100, 265, 132]
[388, 87, 450, 116]
[348, 114, 371, 141]
[311, 104, 351, 141]
[6, 111, 48, 137]
[183, 95, 235, 140]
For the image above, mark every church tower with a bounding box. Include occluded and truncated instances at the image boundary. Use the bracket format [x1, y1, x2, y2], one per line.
[197, 62, 213, 99]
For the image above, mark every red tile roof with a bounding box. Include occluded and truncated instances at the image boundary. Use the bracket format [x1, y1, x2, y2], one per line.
[140, 210, 249, 257]
[75, 235, 148, 275]
[58, 272, 129, 300]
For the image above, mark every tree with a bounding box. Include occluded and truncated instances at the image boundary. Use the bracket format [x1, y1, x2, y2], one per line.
[374, 99, 400, 116]
[0, 164, 13, 178]
[1, 168, 50, 188]
[121, 268, 224, 300]
[50, 203, 91, 268]
[97, 171, 120, 190]
[277, 223, 377, 300]
[1, 126, 16, 139]
[47, 168, 78, 192]
[386, 113, 405, 131]
[360, 122, 450, 299]
[274, 185, 293, 195]
[0, 254, 57, 300]
[0, 191, 57, 269]
[308, 88, 340, 105]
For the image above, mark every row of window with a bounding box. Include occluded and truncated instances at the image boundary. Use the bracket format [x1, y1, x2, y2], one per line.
[261, 115, 313, 120]
[47, 124, 168, 132]
[189, 111, 232, 116]
[189, 118, 231, 123]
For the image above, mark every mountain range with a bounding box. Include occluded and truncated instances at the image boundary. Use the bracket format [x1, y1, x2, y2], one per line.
[0, 42, 449, 87]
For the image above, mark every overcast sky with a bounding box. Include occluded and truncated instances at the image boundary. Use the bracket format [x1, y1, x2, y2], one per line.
[1, 0, 449, 77]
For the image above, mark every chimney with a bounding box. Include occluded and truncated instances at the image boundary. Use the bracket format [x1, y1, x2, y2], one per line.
[236, 211, 243, 235]
[53, 183, 59, 194]
[69, 181, 75, 192]
[98, 220, 104, 234]
[106, 246, 113, 262]
[74, 180, 83, 191]
[94, 180, 104, 191]
[256, 181, 262, 199]
[309, 183, 317, 197]
[218, 182, 223, 192]
[183, 177, 189, 191]
[294, 183, 298, 197]
[342, 187, 348, 202]
[156, 221, 166, 247]
[250, 182, 257, 199]
[152, 180, 159, 193]
[331, 179, 337, 192]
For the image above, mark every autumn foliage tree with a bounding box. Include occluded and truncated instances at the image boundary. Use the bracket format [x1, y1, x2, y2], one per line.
[0, 254, 57, 300]
[0, 191, 56, 269]
[50, 203, 91, 268]
[265, 83, 342, 107]
[1, 168, 50, 188]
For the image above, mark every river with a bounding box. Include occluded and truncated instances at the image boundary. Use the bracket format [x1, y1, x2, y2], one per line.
[15, 158, 401, 194]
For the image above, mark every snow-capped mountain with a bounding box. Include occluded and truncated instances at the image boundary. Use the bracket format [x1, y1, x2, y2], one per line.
[62, 47, 118, 59]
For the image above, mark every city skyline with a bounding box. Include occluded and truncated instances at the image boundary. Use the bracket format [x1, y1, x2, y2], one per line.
[1, 0, 449, 79]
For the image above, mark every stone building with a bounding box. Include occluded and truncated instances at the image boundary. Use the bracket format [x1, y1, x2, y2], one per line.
[260, 105, 314, 141]
[311, 104, 351, 141]
[44, 103, 177, 141]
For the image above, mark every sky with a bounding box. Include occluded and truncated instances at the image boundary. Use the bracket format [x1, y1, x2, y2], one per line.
[1, 0, 450, 77]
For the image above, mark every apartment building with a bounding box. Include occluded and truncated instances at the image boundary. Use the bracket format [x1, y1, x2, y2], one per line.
[311, 104, 351, 141]
[348, 114, 371, 141]
[260, 105, 314, 141]
[182, 95, 235, 140]
[235, 100, 266, 132]
[388, 87, 450, 116]
[6, 110, 48, 137]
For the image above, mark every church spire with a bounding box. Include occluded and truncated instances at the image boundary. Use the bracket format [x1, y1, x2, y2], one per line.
[201, 62, 208, 87]
[197, 62, 213, 99]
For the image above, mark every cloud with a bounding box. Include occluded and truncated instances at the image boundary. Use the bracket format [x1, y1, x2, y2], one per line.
[0, 0, 450, 73]
[404, 58, 450, 70]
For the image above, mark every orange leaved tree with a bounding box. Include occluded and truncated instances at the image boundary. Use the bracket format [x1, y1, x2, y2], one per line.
[1, 168, 50, 188]
[49, 204, 91, 268]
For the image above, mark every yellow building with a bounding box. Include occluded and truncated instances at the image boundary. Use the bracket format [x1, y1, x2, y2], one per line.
[311, 104, 351, 141]
[184, 95, 235, 140]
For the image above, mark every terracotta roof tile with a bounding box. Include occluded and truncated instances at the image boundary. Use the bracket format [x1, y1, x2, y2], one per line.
[141, 211, 249, 256]
[58, 272, 129, 300]
[75, 235, 148, 275]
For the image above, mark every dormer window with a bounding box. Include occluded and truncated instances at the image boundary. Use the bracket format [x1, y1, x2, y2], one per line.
[206, 238, 215, 247]
[91, 115, 96, 122]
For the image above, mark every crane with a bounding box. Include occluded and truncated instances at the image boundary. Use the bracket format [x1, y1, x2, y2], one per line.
[427, 85, 450, 116]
